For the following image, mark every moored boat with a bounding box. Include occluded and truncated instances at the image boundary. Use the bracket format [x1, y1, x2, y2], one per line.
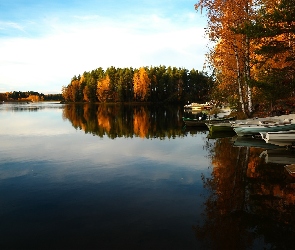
[263, 130, 295, 141]
[206, 122, 234, 133]
[183, 115, 235, 127]
[182, 117, 208, 127]
[184, 102, 213, 111]
[232, 120, 295, 137]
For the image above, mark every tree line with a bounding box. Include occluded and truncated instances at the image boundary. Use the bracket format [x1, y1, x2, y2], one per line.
[61, 66, 213, 104]
[1, 91, 62, 101]
[195, 0, 295, 116]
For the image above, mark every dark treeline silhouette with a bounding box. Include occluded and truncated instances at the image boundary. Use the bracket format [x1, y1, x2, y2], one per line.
[62, 66, 213, 104]
[2, 91, 62, 101]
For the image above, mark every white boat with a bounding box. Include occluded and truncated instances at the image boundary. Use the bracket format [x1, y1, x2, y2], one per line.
[230, 117, 282, 126]
[232, 117, 295, 136]
[231, 113, 295, 126]
[261, 130, 295, 141]
[259, 130, 295, 147]
[184, 102, 213, 110]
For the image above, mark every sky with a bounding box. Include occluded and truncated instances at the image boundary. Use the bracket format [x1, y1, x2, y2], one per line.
[0, 0, 209, 94]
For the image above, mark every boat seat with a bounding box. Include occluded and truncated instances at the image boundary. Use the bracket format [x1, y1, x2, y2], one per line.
[258, 120, 279, 125]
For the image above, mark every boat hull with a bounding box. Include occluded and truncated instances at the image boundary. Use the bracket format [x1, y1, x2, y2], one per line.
[265, 130, 295, 142]
[206, 122, 233, 133]
[184, 117, 235, 127]
[233, 123, 295, 136]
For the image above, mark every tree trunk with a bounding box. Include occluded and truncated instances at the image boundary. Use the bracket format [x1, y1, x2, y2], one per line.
[234, 42, 245, 113]
[244, 3, 253, 115]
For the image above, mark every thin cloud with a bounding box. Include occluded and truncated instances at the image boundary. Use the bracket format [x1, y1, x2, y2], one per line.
[0, 1, 208, 93]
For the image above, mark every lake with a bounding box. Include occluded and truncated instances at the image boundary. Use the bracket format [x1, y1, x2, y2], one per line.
[1, 102, 295, 250]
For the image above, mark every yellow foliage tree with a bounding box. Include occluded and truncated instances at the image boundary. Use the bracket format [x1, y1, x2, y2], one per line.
[133, 67, 151, 101]
[195, 0, 259, 114]
[97, 75, 111, 102]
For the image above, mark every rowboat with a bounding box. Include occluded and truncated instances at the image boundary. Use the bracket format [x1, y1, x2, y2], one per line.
[259, 130, 295, 147]
[182, 117, 208, 127]
[183, 116, 235, 127]
[206, 122, 234, 133]
[261, 130, 295, 142]
[232, 120, 295, 136]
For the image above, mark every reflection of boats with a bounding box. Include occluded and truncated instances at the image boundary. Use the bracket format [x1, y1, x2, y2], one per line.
[207, 129, 236, 139]
[265, 140, 295, 147]
[284, 164, 295, 178]
[184, 126, 208, 134]
[260, 149, 295, 164]
[232, 136, 280, 149]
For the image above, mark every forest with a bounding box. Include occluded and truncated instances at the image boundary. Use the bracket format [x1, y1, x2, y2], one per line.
[5, 0, 294, 117]
[0, 91, 62, 102]
[61, 0, 295, 117]
[61, 66, 213, 104]
[194, 0, 295, 116]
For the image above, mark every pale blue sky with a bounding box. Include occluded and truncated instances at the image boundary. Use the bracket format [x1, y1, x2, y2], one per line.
[0, 0, 208, 94]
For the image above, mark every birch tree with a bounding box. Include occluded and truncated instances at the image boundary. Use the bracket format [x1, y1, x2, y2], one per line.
[195, 0, 259, 114]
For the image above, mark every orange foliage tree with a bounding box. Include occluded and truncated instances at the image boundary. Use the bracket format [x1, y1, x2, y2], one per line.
[195, 0, 261, 115]
[133, 67, 151, 101]
[97, 75, 111, 102]
[244, 0, 295, 105]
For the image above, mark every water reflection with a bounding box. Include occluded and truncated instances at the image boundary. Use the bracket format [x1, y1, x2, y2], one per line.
[195, 137, 295, 249]
[62, 103, 191, 139]
[1, 102, 295, 249]
[0, 101, 64, 111]
[0, 103, 211, 249]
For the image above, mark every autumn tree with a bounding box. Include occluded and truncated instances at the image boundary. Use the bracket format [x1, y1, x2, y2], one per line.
[97, 75, 111, 102]
[133, 67, 151, 101]
[195, 0, 260, 115]
[238, 0, 295, 106]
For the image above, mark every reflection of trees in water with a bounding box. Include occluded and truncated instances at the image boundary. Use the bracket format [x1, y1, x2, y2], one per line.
[62, 103, 188, 139]
[195, 138, 295, 249]
[133, 106, 150, 138]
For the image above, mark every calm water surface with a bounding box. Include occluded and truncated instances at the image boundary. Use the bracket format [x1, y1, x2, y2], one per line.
[1, 102, 295, 250]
